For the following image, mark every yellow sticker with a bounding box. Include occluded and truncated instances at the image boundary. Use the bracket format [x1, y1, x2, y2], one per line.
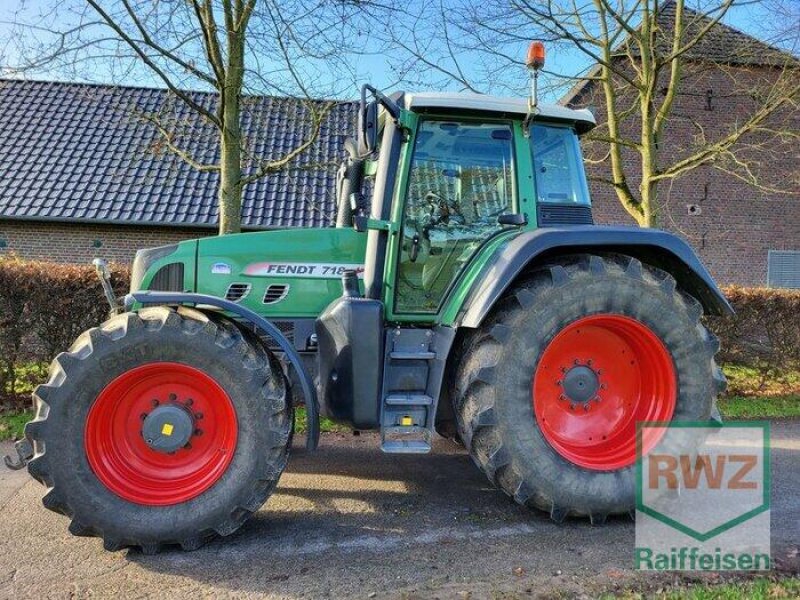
[401, 416, 413, 426]
[161, 423, 174, 436]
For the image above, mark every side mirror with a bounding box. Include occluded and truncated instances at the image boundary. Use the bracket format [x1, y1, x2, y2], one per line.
[498, 213, 528, 226]
[357, 84, 402, 157]
[357, 100, 378, 156]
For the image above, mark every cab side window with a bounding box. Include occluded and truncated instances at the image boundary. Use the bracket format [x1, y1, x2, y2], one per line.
[530, 124, 590, 205]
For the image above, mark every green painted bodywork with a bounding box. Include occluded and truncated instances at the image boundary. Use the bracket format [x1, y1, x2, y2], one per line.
[196, 228, 368, 318]
[134, 105, 591, 327]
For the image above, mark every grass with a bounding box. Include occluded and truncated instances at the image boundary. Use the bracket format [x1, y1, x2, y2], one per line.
[718, 394, 800, 419]
[0, 410, 33, 441]
[599, 577, 800, 600]
[718, 364, 800, 420]
[293, 406, 350, 435]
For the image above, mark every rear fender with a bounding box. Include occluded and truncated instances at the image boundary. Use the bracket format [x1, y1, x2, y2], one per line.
[457, 226, 733, 329]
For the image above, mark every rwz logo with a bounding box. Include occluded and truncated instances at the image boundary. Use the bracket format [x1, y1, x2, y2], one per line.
[634, 422, 770, 571]
[647, 453, 758, 490]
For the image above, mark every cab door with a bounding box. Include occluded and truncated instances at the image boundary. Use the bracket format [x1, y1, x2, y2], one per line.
[390, 118, 518, 316]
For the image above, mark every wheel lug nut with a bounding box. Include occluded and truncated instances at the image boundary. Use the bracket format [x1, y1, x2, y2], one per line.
[194, 429, 203, 436]
[184, 443, 192, 450]
[185, 398, 194, 406]
[195, 412, 204, 420]
[587, 359, 593, 366]
[168, 394, 177, 402]
[151, 399, 159, 407]
[140, 413, 148, 421]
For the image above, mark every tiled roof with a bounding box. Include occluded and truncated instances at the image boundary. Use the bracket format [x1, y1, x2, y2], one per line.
[0, 79, 357, 229]
[643, 2, 795, 66]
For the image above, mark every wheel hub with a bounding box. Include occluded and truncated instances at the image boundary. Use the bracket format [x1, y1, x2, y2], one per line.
[560, 364, 599, 405]
[141, 402, 195, 453]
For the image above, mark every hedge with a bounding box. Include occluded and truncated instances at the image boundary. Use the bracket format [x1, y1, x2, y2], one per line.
[707, 286, 800, 377]
[0, 257, 129, 405]
[1, 258, 798, 409]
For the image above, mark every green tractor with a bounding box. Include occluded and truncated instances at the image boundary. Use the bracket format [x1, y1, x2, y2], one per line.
[9, 84, 731, 553]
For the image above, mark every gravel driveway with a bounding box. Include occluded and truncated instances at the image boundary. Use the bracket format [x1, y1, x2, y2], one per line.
[1, 421, 798, 598]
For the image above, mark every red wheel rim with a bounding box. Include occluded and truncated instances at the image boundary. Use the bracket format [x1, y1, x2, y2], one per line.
[532, 314, 676, 471]
[85, 362, 238, 505]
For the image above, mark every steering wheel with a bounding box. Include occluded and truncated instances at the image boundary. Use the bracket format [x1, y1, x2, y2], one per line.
[424, 190, 466, 226]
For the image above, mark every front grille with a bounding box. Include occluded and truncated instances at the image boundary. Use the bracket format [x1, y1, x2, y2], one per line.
[263, 284, 290, 305]
[225, 283, 251, 303]
[149, 262, 184, 291]
[537, 203, 594, 226]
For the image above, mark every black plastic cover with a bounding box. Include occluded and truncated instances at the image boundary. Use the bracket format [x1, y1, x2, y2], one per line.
[315, 297, 384, 429]
[130, 243, 179, 292]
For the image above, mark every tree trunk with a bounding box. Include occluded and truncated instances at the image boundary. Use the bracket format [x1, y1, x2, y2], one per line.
[218, 119, 243, 235]
[218, 87, 243, 235]
[217, 10, 246, 236]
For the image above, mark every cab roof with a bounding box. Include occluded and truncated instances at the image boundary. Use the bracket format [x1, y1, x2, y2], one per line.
[403, 92, 596, 133]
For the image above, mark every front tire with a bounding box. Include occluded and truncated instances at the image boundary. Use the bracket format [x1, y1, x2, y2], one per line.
[25, 307, 292, 552]
[453, 254, 725, 523]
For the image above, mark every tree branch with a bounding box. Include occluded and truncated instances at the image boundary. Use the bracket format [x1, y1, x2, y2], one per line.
[86, 0, 220, 126]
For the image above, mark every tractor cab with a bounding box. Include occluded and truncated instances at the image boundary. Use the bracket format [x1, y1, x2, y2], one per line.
[336, 86, 597, 321]
[316, 87, 599, 451]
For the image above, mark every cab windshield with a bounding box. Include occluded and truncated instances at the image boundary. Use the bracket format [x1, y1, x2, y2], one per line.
[530, 124, 591, 205]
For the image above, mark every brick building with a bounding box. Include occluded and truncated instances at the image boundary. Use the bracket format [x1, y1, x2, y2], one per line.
[562, 4, 800, 287]
[1, 9, 798, 286]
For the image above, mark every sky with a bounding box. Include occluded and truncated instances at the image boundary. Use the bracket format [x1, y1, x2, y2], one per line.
[0, 0, 794, 103]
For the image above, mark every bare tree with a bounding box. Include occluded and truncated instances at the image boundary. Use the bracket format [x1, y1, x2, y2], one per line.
[384, 0, 800, 227]
[5, 0, 385, 233]
[751, 0, 800, 54]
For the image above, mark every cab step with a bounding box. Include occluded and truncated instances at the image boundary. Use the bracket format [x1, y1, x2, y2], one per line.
[379, 328, 456, 454]
[385, 393, 433, 406]
[381, 438, 432, 454]
[389, 351, 436, 360]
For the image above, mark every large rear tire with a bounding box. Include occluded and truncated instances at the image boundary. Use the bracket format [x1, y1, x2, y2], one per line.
[25, 306, 292, 552]
[453, 254, 725, 523]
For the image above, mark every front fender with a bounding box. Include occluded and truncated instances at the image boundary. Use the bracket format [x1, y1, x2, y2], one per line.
[457, 226, 733, 328]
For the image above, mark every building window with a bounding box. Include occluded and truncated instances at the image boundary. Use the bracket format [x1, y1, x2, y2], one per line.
[767, 251, 800, 289]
